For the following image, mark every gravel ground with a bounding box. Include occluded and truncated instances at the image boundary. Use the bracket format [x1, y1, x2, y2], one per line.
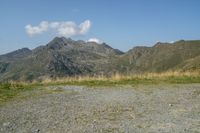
[0, 84, 200, 133]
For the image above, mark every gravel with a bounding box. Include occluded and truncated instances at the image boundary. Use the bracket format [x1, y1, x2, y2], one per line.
[0, 84, 200, 133]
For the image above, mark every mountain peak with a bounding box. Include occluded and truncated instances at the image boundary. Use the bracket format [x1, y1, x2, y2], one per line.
[4, 47, 31, 55]
[47, 37, 73, 50]
[51, 37, 73, 43]
[0, 47, 31, 60]
[45, 37, 124, 55]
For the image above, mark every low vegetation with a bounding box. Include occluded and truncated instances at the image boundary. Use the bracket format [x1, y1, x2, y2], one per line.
[0, 70, 200, 105]
[41, 70, 200, 86]
[0, 83, 31, 105]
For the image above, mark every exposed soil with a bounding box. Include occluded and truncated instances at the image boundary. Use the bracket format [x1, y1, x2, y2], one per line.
[0, 84, 200, 133]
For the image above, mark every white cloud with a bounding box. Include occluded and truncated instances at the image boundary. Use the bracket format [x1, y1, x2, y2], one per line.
[79, 20, 91, 35]
[87, 38, 101, 44]
[49, 22, 59, 28]
[57, 21, 77, 36]
[25, 21, 49, 36]
[25, 20, 91, 37]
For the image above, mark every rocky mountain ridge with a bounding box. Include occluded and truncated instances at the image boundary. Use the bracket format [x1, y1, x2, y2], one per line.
[0, 37, 200, 81]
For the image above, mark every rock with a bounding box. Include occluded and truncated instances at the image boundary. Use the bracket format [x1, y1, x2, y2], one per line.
[34, 129, 40, 132]
[3, 122, 10, 127]
[169, 104, 173, 107]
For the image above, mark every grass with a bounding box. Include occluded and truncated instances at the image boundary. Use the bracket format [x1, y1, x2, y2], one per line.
[40, 71, 200, 86]
[0, 70, 200, 105]
[0, 83, 39, 105]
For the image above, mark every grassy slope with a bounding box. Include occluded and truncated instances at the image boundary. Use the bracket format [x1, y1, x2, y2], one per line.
[114, 40, 200, 73]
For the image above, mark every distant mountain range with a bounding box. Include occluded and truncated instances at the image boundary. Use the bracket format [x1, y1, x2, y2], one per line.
[0, 37, 200, 81]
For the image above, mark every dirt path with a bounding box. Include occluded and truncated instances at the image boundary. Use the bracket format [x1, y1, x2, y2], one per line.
[0, 84, 200, 133]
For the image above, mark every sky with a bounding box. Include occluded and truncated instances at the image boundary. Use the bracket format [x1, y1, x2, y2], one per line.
[0, 0, 200, 54]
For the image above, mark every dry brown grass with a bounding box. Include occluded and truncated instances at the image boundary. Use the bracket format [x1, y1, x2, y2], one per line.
[37, 70, 200, 85]
[4, 70, 200, 86]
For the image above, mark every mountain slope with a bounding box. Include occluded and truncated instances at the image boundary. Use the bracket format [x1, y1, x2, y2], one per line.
[0, 48, 32, 61]
[115, 40, 200, 73]
[0, 38, 200, 81]
[0, 37, 123, 81]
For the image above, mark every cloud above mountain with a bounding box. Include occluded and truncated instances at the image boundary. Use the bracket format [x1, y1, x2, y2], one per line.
[87, 38, 101, 44]
[25, 20, 91, 37]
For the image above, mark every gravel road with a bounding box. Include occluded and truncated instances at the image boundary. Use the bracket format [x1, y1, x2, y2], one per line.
[0, 84, 200, 133]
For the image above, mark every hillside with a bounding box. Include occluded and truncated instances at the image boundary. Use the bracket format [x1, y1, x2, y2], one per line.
[0, 37, 200, 81]
[114, 40, 200, 73]
[0, 37, 123, 81]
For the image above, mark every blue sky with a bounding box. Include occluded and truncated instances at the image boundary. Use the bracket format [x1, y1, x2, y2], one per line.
[0, 0, 200, 54]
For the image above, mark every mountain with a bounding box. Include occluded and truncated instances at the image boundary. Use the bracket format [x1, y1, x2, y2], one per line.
[114, 40, 200, 73]
[0, 37, 200, 81]
[0, 48, 32, 61]
[0, 37, 123, 81]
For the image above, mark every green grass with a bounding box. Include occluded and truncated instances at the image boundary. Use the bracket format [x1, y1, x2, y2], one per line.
[163, 75, 200, 84]
[45, 78, 157, 87]
[0, 83, 39, 105]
